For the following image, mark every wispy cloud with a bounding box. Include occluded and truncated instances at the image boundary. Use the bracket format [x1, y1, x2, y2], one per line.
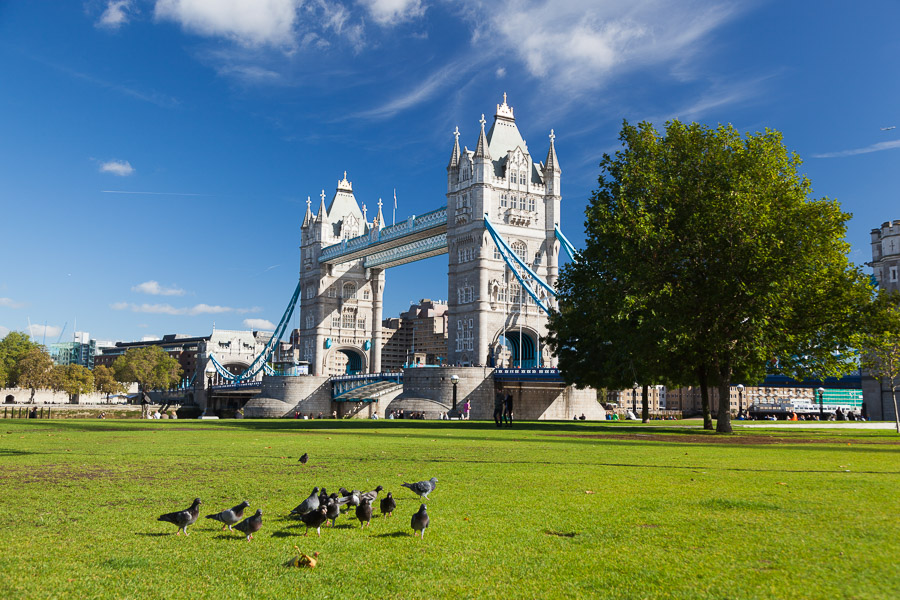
[154, 0, 301, 47]
[131, 280, 185, 296]
[0, 326, 9, 338]
[97, 0, 135, 30]
[35, 57, 180, 108]
[99, 159, 135, 176]
[111, 302, 261, 316]
[812, 139, 900, 159]
[359, 0, 425, 26]
[0, 297, 26, 309]
[26, 324, 62, 339]
[243, 318, 276, 330]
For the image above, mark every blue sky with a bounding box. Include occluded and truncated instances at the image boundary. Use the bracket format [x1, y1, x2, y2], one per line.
[1, 0, 898, 344]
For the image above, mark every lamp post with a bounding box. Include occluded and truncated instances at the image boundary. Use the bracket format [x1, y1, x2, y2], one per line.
[817, 387, 825, 420]
[205, 362, 216, 416]
[736, 384, 744, 417]
[450, 374, 460, 413]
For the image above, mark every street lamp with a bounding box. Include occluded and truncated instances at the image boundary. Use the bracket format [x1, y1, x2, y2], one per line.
[205, 361, 216, 416]
[817, 387, 825, 420]
[450, 374, 460, 413]
[736, 384, 744, 417]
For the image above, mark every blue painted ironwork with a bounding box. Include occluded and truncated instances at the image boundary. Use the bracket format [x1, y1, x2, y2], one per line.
[363, 233, 448, 268]
[331, 372, 403, 397]
[555, 225, 578, 263]
[483, 216, 555, 315]
[493, 367, 564, 381]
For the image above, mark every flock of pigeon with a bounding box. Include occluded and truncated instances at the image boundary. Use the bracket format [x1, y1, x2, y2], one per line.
[156, 453, 438, 546]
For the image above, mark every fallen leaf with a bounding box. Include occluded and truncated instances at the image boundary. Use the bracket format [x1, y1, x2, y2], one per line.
[585, 490, 595, 494]
[776, 482, 787, 485]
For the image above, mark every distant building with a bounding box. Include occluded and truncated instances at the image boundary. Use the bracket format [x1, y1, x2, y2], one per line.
[380, 299, 449, 371]
[870, 219, 900, 292]
[48, 332, 114, 369]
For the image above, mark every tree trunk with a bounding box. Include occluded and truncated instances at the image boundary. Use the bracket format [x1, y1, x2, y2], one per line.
[891, 383, 899, 434]
[698, 368, 713, 430]
[641, 384, 650, 423]
[716, 361, 733, 434]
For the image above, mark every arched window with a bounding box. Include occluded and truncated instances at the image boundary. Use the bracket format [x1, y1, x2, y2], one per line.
[511, 241, 528, 263]
[362, 288, 370, 300]
[305, 314, 314, 329]
[342, 310, 355, 328]
[342, 282, 357, 299]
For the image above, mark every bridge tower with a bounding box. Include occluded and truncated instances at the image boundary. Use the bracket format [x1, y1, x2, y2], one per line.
[446, 95, 561, 368]
[298, 173, 386, 376]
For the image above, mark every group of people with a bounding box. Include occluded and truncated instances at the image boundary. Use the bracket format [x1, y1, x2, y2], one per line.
[493, 391, 513, 427]
[387, 410, 426, 419]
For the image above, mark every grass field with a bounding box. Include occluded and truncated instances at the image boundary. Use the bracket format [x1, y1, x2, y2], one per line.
[1, 419, 898, 599]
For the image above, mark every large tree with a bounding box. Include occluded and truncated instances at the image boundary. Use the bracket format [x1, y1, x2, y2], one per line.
[113, 346, 183, 392]
[0, 331, 42, 387]
[93, 365, 126, 400]
[50, 364, 95, 402]
[856, 290, 900, 432]
[549, 120, 871, 433]
[16, 347, 54, 403]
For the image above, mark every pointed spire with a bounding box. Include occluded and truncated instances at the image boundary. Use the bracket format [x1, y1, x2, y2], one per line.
[316, 189, 329, 223]
[362, 202, 368, 223]
[544, 129, 560, 174]
[374, 197, 384, 229]
[447, 126, 461, 169]
[302, 195, 313, 227]
[474, 114, 491, 159]
[495, 92, 515, 120]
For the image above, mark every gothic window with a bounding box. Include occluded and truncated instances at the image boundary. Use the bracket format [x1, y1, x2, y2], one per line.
[342, 310, 355, 328]
[892, 266, 898, 282]
[305, 314, 314, 329]
[327, 286, 337, 298]
[511, 241, 528, 263]
[510, 283, 522, 305]
[357, 317, 367, 330]
[305, 286, 314, 300]
[498, 284, 508, 303]
[527, 196, 535, 211]
[362, 288, 370, 300]
[500, 193, 508, 208]
[342, 282, 357, 299]
[519, 171, 526, 185]
[331, 312, 341, 327]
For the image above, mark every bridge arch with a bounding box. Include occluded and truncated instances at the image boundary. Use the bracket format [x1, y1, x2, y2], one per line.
[323, 346, 368, 376]
[493, 327, 540, 369]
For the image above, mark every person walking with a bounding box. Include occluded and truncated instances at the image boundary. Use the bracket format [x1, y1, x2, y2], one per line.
[462, 400, 470, 420]
[493, 391, 504, 427]
[504, 392, 513, 426]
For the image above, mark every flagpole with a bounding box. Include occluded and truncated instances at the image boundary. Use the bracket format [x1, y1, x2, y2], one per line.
[393, 188, 397, 226]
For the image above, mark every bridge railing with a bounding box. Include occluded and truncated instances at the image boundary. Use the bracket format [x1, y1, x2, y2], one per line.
[319, 206, 447, 262]
[331, 372, 403, 397]
[493, 368, 564, 381]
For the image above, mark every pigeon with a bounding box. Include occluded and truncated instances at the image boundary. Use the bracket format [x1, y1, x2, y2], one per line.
[157, 498, 202, 535]
[290, 487, 320, 516]
[380, 492, 396, 517]
[336, 489, 360, 509]
[205, 501, 249, 531]
[317, 487, 329, 506]
[411, 504, 429, 538]
[285, 547, 319, 568]
[359, 485, 384, 504]
[355, 498, 373, 528]
[233, 509, 263, 541]
[300, 506, 329, 536]
[401, 477, 438, 499]
[325, 495, 341, 527]
[299, 453, 309, 464]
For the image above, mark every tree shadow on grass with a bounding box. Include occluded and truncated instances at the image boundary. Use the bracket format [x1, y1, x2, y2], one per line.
[371, 531, 410, 538]
[134, 532, 170, 537]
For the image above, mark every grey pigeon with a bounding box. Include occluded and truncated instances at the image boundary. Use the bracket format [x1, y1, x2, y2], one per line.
[411, 504, 429, 538]
[299, 453, 308, 464]
[355, 497, 373, 528]
[290, 487, 320, 516]
[158, 498, 202, 535]
[317, 487, 329, 506]
[380, 492, 396, 517]
[233, 509, 263, 541]
[205, 500, 249, 531]
[325, 495, 341, 527]
[336, 489, 360, 509]
[360, 485, 383, 504]
[401, 477, 438, 499]
[300, 506, 328, 536]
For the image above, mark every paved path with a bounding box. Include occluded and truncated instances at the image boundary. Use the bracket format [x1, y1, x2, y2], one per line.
[736, 422, 896, 430]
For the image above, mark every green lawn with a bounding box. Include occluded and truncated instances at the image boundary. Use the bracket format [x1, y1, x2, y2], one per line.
[1, 419, 897, 599]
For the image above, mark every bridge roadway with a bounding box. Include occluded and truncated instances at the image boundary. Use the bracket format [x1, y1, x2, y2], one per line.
[317, 206, 448, 268]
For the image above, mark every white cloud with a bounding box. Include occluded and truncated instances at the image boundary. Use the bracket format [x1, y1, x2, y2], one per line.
[0, 297, 26, 309]
[97, 1, 135, 29]
[154, 0, 302, 47]
[495, 66, 506, 78]
[26, 324, 62, 340]
[358, 0, 425, 26]
[99, 159, 135, 176]
[111, 302, 259, 316]
[0, 326, 10, 338]
[243, 318, 276, 330]
[132, 280, 186, 296]
[812, 139, 900, 159]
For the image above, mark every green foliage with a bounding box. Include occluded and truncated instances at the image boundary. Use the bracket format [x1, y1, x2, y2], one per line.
[50, 364, 95, 400]
[93, 365, 125, 397]
[15, 347, 54, 401]
[1, 420, 898, 599]
[549, 120, 872, 434]
[113, 346, 183, 391]
[856, 290, 900, 431]
[0, 331, 42, 387]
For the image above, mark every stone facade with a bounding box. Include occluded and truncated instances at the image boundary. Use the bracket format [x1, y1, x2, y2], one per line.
[870, 219, 900, 293]
[380, 299, 449, 370]
[445, 96, 561, 368]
